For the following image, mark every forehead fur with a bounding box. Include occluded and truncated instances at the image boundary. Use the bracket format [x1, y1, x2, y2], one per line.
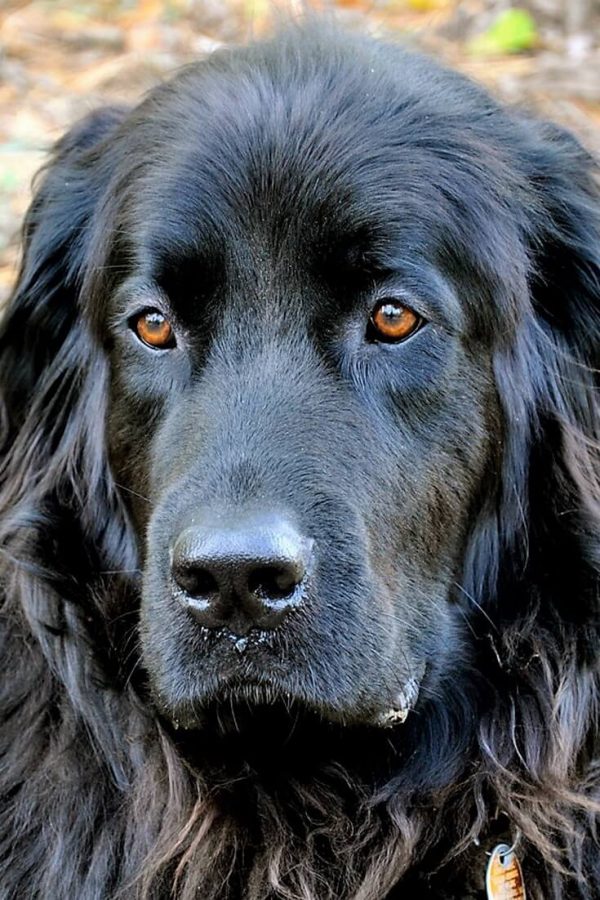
[87, 24, 534, 337]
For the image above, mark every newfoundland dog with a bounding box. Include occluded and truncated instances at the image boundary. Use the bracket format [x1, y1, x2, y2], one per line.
[0, 22, 598, 900]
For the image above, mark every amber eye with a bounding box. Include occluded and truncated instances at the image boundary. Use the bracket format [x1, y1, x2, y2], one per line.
[368, 300, 422, 343]
[133, 310, 175, 349]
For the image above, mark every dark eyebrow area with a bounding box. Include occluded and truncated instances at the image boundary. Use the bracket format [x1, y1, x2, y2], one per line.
[314, 217, 464, 332]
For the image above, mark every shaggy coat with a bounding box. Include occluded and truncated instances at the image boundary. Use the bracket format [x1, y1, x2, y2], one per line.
[0, 25, 599, 900]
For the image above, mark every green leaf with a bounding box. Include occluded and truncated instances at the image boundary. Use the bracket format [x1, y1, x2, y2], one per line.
[469, 8, 538, 57]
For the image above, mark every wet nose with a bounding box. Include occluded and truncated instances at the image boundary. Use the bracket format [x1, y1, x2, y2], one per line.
[171, 511, 312, 633]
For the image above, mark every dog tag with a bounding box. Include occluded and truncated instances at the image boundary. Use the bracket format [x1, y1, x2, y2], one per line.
[486, 844, 526, 900]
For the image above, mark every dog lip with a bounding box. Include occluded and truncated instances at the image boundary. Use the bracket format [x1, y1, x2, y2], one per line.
[168, 669, 426, 730]
[190, 678, 293, 717]
[371, 669, 426, 728]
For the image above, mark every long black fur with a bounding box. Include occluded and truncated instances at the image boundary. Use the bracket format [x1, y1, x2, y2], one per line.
[0, 24, 599, 900]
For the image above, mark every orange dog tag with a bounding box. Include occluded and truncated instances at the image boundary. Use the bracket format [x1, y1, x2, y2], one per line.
[486, 844, 526, 900]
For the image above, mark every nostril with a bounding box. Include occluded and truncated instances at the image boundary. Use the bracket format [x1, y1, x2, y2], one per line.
[174, 566, 219, 598]
[247, 563, 304, 600]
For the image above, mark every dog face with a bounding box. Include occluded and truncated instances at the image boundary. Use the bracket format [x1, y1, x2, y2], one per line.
[99, 34, 511, 731]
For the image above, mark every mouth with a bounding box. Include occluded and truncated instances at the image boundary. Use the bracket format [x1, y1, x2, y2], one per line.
[153, 654, 426, 737]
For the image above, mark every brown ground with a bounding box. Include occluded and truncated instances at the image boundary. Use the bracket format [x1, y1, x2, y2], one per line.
[1, 0, 599, 304]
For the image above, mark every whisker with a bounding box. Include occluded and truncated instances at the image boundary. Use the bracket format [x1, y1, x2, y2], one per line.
[453, 582, 497, 632]
[114, 482, 152, 505]
[99, 568, 142, 575]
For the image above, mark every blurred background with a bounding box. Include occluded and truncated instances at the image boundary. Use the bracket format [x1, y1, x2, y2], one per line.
[1, 0, 599, 303]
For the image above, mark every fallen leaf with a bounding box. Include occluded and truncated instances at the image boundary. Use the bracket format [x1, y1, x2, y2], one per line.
[469, 8, 538, 57]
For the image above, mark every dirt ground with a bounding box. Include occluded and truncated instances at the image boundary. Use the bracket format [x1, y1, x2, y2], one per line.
[1, 0, 599, 303]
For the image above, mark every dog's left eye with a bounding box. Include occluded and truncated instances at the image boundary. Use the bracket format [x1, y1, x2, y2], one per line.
[367, 300, 423, 343]
[132, 310, 176, 349]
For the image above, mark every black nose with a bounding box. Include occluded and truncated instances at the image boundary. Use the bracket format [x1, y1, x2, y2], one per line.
[171, 511, 312, 633]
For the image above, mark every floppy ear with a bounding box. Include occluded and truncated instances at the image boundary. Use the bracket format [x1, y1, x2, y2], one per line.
[531, 126, 599, 588]
[465, 120, 599, 638]
[496, 120, 599, 651]
[510, 121, 599, 627]
[0, 107, 129, 567]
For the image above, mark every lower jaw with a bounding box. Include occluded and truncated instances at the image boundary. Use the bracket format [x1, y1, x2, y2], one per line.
[155, 688, 422, 783]
[164, 691, 372, 734]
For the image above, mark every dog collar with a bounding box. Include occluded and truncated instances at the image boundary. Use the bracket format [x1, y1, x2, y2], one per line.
[486, 843, 526, 899]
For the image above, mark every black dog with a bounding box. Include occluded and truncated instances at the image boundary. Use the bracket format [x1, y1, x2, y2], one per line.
[0, 23, 598, 900]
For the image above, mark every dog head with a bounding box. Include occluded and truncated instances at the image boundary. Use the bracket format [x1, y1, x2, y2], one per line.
[2, 26, 598, 741]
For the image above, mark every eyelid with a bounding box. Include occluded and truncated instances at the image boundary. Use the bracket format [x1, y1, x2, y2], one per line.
[108, 280, 180, 334]
[369, 288, 428, 322]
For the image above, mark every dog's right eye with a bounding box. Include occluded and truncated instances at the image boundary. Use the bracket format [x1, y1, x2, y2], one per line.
[131, 310, 176, 350]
